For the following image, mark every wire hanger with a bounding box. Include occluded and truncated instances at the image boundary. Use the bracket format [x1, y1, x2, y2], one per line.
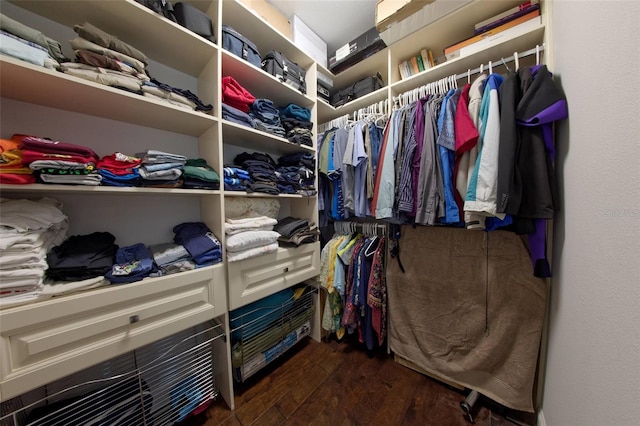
[501, 57, 510, 72]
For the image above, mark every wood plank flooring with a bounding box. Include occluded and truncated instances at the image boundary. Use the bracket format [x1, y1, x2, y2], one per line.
[182, 337, 536, 426]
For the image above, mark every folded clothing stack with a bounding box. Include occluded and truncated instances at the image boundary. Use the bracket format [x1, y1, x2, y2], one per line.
[97, 152, 142, 187]
[277, 152, 316, 195]
[250, 99, 286, 137]
[223, 166, 250, 191]
[0, 198, 68, 308]
[222, 103, 255, 128]
[149, 242, 195, 276]
[0, 13, 67, 69]
[221, 76, 256, 113]
[281, 118, 314, 147]
[0, 137, 35, 184]
[173, 222, 222, 266]
[224, 216, 280, 262]
[19, 135, 102, 185]
[182, 158, 220, 190]
[274, 216, 319, 247]
[105, 243, 157, 284]
[137, 149, 187, 188]
[46, 231, 118, 281]
[234, 152, 279, 195]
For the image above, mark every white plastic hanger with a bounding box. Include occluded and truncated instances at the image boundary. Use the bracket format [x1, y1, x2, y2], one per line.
[536, 44, 540, 65]
[514, 51, 520, 70]
[489, 60, 493, 74]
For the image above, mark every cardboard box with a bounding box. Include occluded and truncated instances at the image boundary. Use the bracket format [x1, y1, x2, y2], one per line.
[375, 0, 435, 32]
[238, 0, 291, 39]
[291, 15, 327, 68]
[328, 27, 387, 74]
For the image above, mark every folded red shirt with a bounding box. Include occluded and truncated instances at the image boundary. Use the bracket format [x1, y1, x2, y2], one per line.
[221, 76, 255, 113]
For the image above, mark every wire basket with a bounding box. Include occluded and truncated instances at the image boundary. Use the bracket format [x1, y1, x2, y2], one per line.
[229, 284, 316, 382]
[0, 320, 224, 426]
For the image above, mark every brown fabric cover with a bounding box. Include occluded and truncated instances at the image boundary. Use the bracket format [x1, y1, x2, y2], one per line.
[387, 226, 547, 412]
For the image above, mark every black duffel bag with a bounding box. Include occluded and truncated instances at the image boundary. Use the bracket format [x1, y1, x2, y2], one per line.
[331, 72, 384, 107]
[262, 50, 307, 94]
[222, 25, 261, 68]
[134, 0, 177, 22]
[174, 2, 215, 43]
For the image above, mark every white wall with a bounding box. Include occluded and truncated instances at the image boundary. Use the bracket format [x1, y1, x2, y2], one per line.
[543, 1, 640, 425]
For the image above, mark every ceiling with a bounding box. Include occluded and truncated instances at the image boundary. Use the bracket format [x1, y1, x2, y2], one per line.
[266, 0, 378, 54]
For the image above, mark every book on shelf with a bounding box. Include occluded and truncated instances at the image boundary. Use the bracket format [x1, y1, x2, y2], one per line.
[444, 9, 541, 60]
[420, 48, 430, 70]
[399, 61, 408, 79]
[409, 56, 420, 74]
[416, 54, 425, 72]
[474, 0, 540, 34]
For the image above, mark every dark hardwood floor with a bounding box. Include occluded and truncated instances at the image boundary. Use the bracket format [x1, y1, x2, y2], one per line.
[182, 337, 536, 426]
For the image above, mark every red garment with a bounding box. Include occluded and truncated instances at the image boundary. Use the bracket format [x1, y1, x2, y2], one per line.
[221, 76, 255, 113]
[21, 149, 97, 165]
[19, 136, 99, 161]
[0, 173, 36, 184]
[97, 153, 142, 174]
[453, 84, 479, 210]
[0, 138, 20, 152]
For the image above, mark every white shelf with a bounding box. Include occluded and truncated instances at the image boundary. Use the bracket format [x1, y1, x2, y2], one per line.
[221, 119, 314, 155]
[390, 23, 546, 95]
[221, 51, 314, 108]
[224, 192, 311, 199]
[0, 183, 221, 196]
[0, 55, 217, 136]
[9, 0, 217, 76]
[318, 87, 389, 124]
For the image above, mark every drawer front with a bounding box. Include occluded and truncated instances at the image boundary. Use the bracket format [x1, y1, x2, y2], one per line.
[227, 242, 320, 310]
[0, 265, 226, 401]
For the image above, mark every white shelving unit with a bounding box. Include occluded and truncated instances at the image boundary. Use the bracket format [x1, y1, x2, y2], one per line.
[0, 0, 321, 413]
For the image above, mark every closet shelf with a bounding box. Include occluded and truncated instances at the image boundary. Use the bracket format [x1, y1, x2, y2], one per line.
[222, 0, 314, 69]
[390, 23, 545, 95]
[224, 192, 312, 199]
[0, 55, 217, 136]
[221, 51, 314, 108]
[318, 48, 389, 91]
[9, 0, 217, 76]
[0, 184, 222, 196]
[222, 120, 314, 154]
[318, 87, 389, 124]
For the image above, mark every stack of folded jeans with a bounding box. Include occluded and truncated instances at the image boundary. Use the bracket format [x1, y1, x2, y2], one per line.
[173, 222, 222, 266]
[137, 149, 186, 187]
[281, 118, 314, 147]
[182, 158, 220, 190]
[97, 152, 142, 187]
[274, 216, 319, 247]
[105, 243, 157, 284]
[250, 99, 286, 137]
[223, 166, 250, 191]
[222, 103, 255, 128]
[234, 152, 279, 195]
[277, 152, 316, 194]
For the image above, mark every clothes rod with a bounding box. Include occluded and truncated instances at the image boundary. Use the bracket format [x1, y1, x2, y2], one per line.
[454, 44, 545, 81]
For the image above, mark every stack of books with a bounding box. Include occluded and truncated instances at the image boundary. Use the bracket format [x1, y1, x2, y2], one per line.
[443, 0, 541, 61]
[398, 48, 435, 80]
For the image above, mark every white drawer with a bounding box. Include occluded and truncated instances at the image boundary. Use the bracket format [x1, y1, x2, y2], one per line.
[0, 264, 226, 402]
[227, 242, 320, 310]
